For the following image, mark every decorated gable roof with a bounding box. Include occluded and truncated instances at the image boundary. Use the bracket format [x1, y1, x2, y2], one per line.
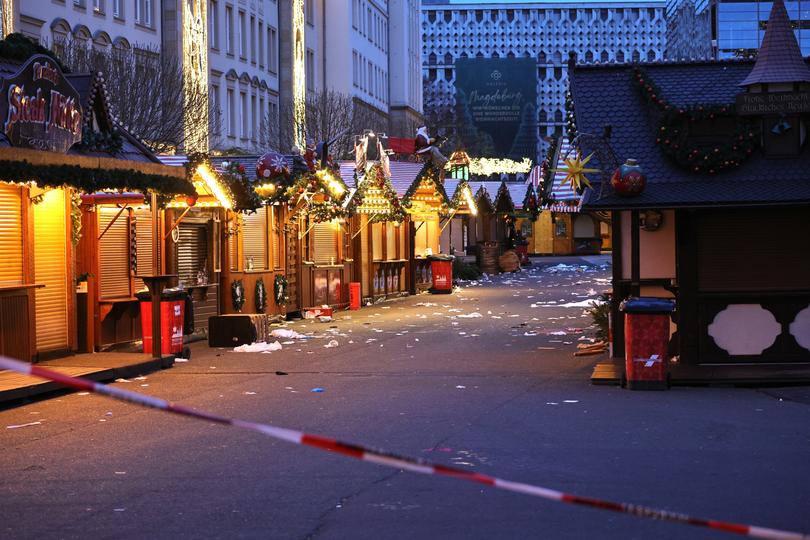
[401, 164, 451, 212]
[494, 181, 515, 213]
[338, 159, 425, 198]
[474, 185, 495, 214]
[571, 60, 810, 209]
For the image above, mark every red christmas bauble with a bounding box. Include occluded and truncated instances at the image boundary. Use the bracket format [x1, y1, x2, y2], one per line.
[257, 152, 290, 182]
[186, 194, 198, 207]
[611, 159, 646, 197]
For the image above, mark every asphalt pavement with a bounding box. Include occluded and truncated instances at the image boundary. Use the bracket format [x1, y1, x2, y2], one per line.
[1, 256, 809, 540]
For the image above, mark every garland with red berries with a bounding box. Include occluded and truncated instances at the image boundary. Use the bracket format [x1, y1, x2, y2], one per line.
[634, 68, 759, 174]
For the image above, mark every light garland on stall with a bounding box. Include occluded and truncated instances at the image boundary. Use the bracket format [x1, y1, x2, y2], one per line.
[468, 157, 533, 176]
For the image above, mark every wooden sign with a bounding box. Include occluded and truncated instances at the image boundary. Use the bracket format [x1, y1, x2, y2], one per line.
[736, 91, 810, 116]
[0, 55, 83, 153]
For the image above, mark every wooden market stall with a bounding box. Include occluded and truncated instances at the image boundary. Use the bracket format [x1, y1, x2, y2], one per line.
[440, 178, 478, 256]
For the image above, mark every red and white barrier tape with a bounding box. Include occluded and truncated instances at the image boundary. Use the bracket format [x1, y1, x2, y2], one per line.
[1, 355, 806, 540]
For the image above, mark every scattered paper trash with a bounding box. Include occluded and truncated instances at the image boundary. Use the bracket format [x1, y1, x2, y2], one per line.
[457, 312, 482, 318]
[6, 421, 42, 429]
[324, 340, 339, 348]
[311, 387, 325, 393]
[271, 329, 310, 340]
[233, 341, 282, 353]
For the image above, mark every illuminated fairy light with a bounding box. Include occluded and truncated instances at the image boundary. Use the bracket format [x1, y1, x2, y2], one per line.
[196, 164, 232, 209]
[316, 169, 345, 197]
[1, 0, 14, 38]
[463, 186, 478, 216]
[292, 0, 306, 149]
[468, 157, 533, 176]
[255, 183, 277, 198]
[183, 0, 209, 152]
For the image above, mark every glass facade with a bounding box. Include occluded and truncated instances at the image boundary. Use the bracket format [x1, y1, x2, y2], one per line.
[717, 1, 810, 58]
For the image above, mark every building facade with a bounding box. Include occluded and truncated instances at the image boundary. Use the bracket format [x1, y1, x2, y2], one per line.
[6, 0, 422, 153]
[666, 0, 810, 60]
[421, 0, 666, 157]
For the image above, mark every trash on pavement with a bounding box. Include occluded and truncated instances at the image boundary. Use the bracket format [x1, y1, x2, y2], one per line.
[233, 341, 283, 353]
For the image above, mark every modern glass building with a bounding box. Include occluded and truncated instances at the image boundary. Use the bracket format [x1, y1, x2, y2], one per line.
[667, 0, 810, 59]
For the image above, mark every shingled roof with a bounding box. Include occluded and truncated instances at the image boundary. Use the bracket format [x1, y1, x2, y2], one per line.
[571, 61, 810, 210]
[739, 0, 810, 87]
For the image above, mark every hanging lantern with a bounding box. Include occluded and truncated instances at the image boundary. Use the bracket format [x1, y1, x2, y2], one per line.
[257, 152, 290, 181]
[611, 159, 647, 197]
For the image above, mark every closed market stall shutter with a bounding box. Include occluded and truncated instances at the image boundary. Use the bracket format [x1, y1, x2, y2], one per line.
[134, 208, 153, 291]
[386, 223, 397, 260]
[312, 221, 337, 264]
[242, 207, 268, 270]
[0, 184, 23, 285]
[178, 224, 208, 285]
[99, 207, 131, 299]
[372, 222, 383, 260]
[361, 216, 369, 296]
[34, 189, 69, 352]
[271, 207, 281, 269]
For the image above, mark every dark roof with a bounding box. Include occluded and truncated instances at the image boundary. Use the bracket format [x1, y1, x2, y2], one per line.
[571, 61, 810, 210]
[740, 0, 810, 86]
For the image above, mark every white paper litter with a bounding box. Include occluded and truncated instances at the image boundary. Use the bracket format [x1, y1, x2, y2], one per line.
[324, 340, 339, 348]
[271, 329, 310, 339]
[457, 312, 482, 318]
[6, 421, 42, 429]
[233, 341, 282, 353]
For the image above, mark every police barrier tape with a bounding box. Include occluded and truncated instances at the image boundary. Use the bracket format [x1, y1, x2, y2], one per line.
[1, 355, 807, 540]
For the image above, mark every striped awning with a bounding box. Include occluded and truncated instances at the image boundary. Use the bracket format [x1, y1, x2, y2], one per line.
[550, 138, 581, 202]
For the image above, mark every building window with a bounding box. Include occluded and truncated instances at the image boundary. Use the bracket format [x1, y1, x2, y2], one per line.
[113, 0, 122, 18]
[135, 0, 152, 26]
[240, 91, 248, 138]
[242, 207, 269, 271]
[259, 96, 265, 143]
[268, 26, 277, 73]
[211, 84, 221, 135]
[258, 22, 264, 66]
[352, 0, 358, 28]
[306, 49, 315, 92]
[92, 0, 104, 13]
[251, 94, 257, 141]
[209, 0, 219, 49]
[352, 50, 358, 87]
[227, 88, 235, 136]
[367, 60, 372, 95]
[305, 0, 314, 26]
[250, 15, 256, 63]
[225, 6, 233, 54]
[238, 10, 246, 58]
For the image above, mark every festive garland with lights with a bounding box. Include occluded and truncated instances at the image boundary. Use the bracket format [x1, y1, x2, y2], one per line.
[449, 178, 471, 210]
[284, 167, 350, 223]
[255, 278, 267, 313]
[522, 184, 540, 221]
[350, 165, 406, 222]
[78, 129, 123, 155]
[401, 163, 451, 211]
[539, 138, 558, 206]
[634, 67, 759, 174]
[274, 274, 289, 306]
[220, 160, 263, 213]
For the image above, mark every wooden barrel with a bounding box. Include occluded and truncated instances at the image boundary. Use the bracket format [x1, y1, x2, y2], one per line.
[477, 241, 500, 274]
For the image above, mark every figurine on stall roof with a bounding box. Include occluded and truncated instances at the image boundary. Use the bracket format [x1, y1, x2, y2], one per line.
[304, 137, 317, 172]
[415, 125, 449, 170]
[290, 144, 309, 176]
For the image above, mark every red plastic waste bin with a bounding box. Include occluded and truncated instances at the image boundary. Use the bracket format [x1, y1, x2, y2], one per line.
[620, 297, 675, 390]
[349, 282, 361, 310]
[137, 289, 187, 356]
[428, 255, 454, 294]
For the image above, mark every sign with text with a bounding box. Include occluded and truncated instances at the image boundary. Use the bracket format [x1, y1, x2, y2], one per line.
[454, 58, 537, 160]
[736, 91, 810, 116]
[0, 55, 83, 153]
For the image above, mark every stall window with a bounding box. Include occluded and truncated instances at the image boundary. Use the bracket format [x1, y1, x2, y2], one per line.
[386, 222, 398, 259]
[242, 206, 268, 271]
[0, 184, 23, 285]
[414, 221, 428, 256]
[98, 207, 131, 299]
[178, 224, 208, 286]
[372, 222, 383, 260]
[312, 221, 338, 264]
[134, 208, 153, 291]
[271, 206, 282, 269]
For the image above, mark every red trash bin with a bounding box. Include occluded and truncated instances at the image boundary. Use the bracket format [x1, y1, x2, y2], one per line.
[620, 297, 675, 390]
[137, 289, 187, 356]
[349, 282, 361, 310]
[428, 255, 454, 294]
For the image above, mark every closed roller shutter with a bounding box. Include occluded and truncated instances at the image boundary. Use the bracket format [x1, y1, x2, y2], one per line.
[386, 223, 397, 260]
[134, 208, 153, 291]
[0, 184, 23, 285]
[242, 207, 268, 270]
[271, 207, 281, 269]
[34, 189, 69, 352]
[99, 207, 131, 299]
[178, 224, 207, 285]
[361, 216, 369, 296]
[312, 221, 337, 264]
[372, 222, 383, 260]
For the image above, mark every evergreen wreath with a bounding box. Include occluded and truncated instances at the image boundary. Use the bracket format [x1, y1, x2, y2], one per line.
[273, 274, 289, 306]
[255, 278, 267, 313]
[634, 67, 759, 174]
[284, 168, 350, 223]
[350, 165, 406, 222]
[231, 279, 245, 312]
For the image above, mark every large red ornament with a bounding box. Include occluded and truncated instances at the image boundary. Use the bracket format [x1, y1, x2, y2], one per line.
[611, 159, 646, 197]
[257, 152, 290, 181]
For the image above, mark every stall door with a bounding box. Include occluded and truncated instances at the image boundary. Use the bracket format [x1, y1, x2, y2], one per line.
[0, 184, 31, 360]
[33, 189, 70, 353]
[98, 208, 131, 299]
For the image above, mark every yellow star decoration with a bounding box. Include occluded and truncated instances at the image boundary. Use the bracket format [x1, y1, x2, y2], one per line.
[553, 151, 599, 192]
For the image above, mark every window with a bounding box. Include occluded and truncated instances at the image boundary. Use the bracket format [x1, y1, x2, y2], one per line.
[135, 0, 152, 26]
[367, 60, 372, 94]
[250, 15, 256, 63]
[211, 84, 221, 135]
[268, 27, 277, 73]
[74, 0, 86, 7]
[240, 91, 248, 138]
[209, 1, 219, 49]
[113, 0, 122, 18]
[306, 49, 315, 92]
[227, 88, 235, 136]
[242, 207, 268, 271]
[259, 96, 265, 142]
[311, 222, 338, 264]
[225, 6, 233, 54]
[251, 94, 257, 141]
[271, 206, 282, 269]
[238, 10, 246, 58]
[305, 0, 314, 25]
[92, 0, 103, 13]
[258, 22, 264, 66]
[352, 0, 358, 28]
[352, 50, 358, 87]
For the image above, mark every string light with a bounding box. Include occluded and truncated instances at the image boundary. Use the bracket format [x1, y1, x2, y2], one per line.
[196, 163, 232, 209]
[468, 157, 532, 176]
[463, 186, 478, 216]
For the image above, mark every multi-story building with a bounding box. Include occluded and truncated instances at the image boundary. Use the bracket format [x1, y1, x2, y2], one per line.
[421, 0, 666, 157]
[666, 0, 810, 60]
[7, 0, 422, 153]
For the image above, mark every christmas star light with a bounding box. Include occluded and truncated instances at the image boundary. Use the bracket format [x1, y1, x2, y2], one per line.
[553, 151, 598, 192]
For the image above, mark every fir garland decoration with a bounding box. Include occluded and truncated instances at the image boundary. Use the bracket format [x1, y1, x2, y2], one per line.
[231, 279, 246, 312]
[494, 182, 515, 214]
[449, 178, 472, 211]
[474, 185, 495, 214]
[0, 159, 195, 197]
[539, 138, 559, 207]
[308, 201, 347, 223]
[634, 67, 759, 174]
[522, 184, 541, 221]
[255, 278, 267, 313]
[274, 274, 289, 306]
[220, 160, 263, 213]
[401, 163, 451, 210]
[284, 167, 350, 222]
[78, 129, 123, 155]
[350, 165, 406, 222]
